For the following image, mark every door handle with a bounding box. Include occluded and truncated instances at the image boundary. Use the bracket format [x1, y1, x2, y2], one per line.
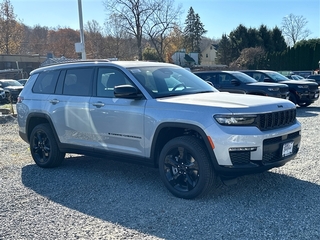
[92, 102, 105, 108]
[49, 99, 59, 104]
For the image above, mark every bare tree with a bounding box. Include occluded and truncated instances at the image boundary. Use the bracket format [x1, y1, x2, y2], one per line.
[85, 20, 105, 59]
[144, 0, 182, 61]
[103, 0, 162, 60]
[48, 28, 80, 58]
[105, 13, 135, 59]
[230, 47, 265, 69]
[0, 0, 24, 54]
[281, 13, 311, 46]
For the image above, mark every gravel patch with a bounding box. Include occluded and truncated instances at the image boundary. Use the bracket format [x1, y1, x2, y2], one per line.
[1, 102, 320, 240]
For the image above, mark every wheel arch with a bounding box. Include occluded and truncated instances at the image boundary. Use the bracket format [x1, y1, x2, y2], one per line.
[26, 113, 60, 144]
[150, 122, 218, 169]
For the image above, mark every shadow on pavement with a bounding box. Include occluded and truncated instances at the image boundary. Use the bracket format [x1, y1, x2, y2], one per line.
[21, 155, 320, 239]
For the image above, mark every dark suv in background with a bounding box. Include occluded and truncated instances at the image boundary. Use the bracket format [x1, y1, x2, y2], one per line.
[0, 79, 24, 103]
[194, 71, 289, 99]
[241, 70, 319, 107]
[307, 74, 320, 86]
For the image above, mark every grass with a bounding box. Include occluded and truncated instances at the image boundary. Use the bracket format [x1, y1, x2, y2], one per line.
[0, 102, 15, 115]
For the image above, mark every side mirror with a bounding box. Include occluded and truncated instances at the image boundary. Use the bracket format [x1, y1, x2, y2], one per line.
[114, 85, 142, 99]
[231, 79, 240, 86]
[264, 78, 273, 82]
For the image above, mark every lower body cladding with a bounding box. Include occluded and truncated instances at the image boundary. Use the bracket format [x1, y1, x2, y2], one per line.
[207, 125, 301, 177]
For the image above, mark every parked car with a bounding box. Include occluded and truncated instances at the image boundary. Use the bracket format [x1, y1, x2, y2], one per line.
[194, 70, 289, 99]
[17, 79, 28, 86]
[307, 74, 320, 86]
[0, 87, 6, 103]
[241, 70, 319, 107]
[286, 74, 313, 81]
[0, 79, 24, 103]
[17, 60, 301, 199]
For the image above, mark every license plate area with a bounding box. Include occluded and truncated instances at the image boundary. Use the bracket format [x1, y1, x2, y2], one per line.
[282, 141, 294, 157]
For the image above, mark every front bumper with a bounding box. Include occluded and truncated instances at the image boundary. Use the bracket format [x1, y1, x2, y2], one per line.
[207, 122, 301, 177]
[297, 89, 319, 103]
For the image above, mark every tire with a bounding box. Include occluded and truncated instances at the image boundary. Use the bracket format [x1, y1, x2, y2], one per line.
[297, 102, 312, 107]
[288, 92, 297, 105]
[29, 123, 65, 168]
[158, 136, 215, 199]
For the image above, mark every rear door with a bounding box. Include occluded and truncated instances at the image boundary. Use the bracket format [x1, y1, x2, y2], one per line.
[48, 67, 94, 146]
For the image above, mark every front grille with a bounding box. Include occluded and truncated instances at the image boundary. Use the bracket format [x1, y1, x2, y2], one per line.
[279, 87, 289, 93]
[257, 109, 296, 131]
[308, 85, 318, 91]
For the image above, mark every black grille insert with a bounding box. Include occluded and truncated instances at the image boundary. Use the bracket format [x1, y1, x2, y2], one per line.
[257, 109, 296, 131]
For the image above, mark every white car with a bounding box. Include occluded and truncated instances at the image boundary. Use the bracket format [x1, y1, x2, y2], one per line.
[17, 61, 301, 199]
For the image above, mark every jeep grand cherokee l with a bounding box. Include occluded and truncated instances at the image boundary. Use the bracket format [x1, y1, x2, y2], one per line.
[241, 70, 319, 107]
[194, 71, 289, 99]
[17, 61, 301, 199]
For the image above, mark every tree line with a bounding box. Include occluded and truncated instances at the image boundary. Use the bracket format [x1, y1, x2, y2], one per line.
[0, 0, 318, 71]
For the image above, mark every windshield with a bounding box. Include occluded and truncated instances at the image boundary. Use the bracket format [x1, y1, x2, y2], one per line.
[231, 72, 257, 83]
[265, 72, 289, 82]
[129, 66, 218, 98]
[0, 80, 22, 87]
[290, 75, 304, 80]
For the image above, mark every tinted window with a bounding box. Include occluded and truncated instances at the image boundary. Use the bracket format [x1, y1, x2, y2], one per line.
[63, 68, 94, 96]
[96, 68, 132, 98]
[33, 70, 60, 94]
[129, 67, 217, 98]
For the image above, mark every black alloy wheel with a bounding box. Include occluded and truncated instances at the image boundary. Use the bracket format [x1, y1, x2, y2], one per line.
[30, 123, 65, 168]
[159, 136, 215, 199]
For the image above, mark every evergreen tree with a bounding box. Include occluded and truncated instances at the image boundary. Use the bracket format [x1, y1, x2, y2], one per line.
[183, 7, 207, 61]
[216, 34, 232, 65]
[271, 27, 287, 52]
[183, 7, 196, 52]
[258, 24, 273, 52]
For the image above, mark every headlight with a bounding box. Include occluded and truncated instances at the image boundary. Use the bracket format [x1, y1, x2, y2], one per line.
[214, 114, 257, 126]
[297, 85, 308, 88]
[268, 87, 279, 91]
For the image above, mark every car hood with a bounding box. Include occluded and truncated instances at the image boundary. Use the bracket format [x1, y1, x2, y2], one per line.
[158, 92, 295, 113]
[246, 82, 288, 87]
[4, 86, 24, 90]
[278, 80, 317, 85]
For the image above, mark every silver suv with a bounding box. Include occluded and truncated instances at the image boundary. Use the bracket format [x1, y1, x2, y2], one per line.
[17, 61, 301, 199]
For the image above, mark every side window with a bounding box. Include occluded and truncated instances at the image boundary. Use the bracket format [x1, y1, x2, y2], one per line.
[32, 71, 60, 94]
[63, 68, 93, 96]
[252, 73, 264, 82]
[96, 68, 131, 98]
[218, 74, 231, 85]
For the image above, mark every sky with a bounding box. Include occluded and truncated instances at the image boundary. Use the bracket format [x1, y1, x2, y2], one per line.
[9, 0, 320, 40]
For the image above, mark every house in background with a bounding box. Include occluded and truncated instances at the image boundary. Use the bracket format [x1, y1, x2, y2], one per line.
[172, 44, 222, 68]
[201, 44, 218, 66]
[171, 50, 198, 67]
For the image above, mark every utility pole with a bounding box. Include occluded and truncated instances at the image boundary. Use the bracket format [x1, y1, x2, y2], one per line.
[78, 0, 86, 59]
